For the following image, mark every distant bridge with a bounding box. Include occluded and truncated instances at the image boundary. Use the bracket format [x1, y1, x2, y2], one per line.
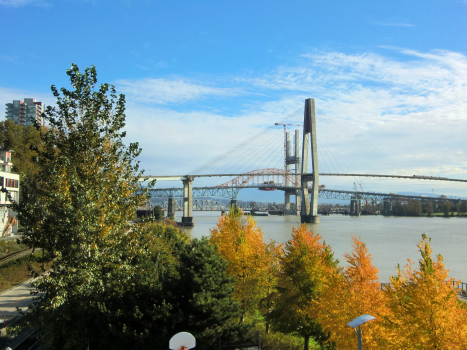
[143, 98, 466, 225]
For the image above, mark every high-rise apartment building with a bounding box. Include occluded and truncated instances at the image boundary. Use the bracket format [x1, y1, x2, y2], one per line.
[5, 98, 45, 126]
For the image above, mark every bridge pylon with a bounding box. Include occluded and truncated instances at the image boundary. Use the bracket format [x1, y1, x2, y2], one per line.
[285, 129, 301, 215]
[301, 98, 320, 224]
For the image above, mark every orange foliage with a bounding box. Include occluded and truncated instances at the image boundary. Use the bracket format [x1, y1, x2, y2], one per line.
[272, 225, 338, 349]
[317, 236, 387, 349]
[209, 207, 281, 319]
[382, 234, 467, 349]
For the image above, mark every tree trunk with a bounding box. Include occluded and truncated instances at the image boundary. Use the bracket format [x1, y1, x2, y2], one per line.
[304, 335, 309, 350]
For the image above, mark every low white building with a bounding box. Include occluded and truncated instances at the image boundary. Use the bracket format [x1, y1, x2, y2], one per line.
[0, 149, 19, 236]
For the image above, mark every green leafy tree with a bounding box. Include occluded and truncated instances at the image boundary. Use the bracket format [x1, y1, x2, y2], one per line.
[153, 205, 164, 220]
[425, 201, 434, 216]
[459, 200, 467, 215]
[83, 229, 246, 350]
[8, 64, 154, 349]
[441, 200, 452, 217]
[161, 237, 249, 350]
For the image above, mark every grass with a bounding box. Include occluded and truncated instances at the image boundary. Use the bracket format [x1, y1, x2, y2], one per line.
[421, 212, 466, 217]
[0, 253, 46, 293]
[260, 330, 320, 350]
[0, 239, 28, 259]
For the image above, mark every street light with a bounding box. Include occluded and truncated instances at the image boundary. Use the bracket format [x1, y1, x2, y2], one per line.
[347, 314, 376, 350]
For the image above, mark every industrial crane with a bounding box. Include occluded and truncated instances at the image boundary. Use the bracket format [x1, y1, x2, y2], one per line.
[354, 180, 369, 207]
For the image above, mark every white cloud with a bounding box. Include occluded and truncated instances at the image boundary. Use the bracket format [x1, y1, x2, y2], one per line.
[243, 48, 467, 127]
[116, 78, 242, 104]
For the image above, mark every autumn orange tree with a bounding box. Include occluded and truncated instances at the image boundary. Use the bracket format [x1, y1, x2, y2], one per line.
[318, 236, 387, 349]
[269, 224, 338, 350]
[210, 207, 279, 322]
[382, 234, 467, 349]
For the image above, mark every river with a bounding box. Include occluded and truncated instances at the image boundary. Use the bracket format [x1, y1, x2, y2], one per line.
[176, 211, 467, 283]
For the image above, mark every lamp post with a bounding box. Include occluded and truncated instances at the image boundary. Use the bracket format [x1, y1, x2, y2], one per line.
[347, 314, 376, 350]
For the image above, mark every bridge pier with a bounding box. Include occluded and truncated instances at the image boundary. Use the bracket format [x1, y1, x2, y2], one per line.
[285, 192, 291, 211]
[230, 199, 238, 208]
[350, 196, 361, 216]
[167, 198, 176, 220]
[301, 98, 320, 224]
[284, 190, 299, 215]
[383, 199, 392, 216]
[181, 177, 194, 226]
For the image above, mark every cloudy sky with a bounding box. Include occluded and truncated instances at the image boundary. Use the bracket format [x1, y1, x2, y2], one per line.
[1, 0, 467, 199]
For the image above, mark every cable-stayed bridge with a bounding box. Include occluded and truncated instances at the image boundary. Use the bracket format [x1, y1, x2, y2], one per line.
[144, 98, 467, 226]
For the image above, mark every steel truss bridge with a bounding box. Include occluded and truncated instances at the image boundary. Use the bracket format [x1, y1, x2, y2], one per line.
[158, 199, 280, 212]
[150, 186, 441, 202]
[159, 199, 231, 212]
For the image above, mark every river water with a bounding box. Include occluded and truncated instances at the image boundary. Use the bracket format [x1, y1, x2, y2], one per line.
[176, 212, 467, 283]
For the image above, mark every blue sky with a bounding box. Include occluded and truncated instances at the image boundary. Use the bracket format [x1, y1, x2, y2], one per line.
[1, 0, 467, 199]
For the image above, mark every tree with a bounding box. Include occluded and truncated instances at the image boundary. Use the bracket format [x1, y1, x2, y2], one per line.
[425, 201, 434, 216]
[441, 200, 452, 217]
[161, 237, 249, 350]
[318, 236, 387, 349]
[0, 119, 46, 178]
[392, 199, 422, 216]
[209, 207, 271, 322]
[153, 205, 164, 220]
[382, 234, 467, 349]
[8, 64, 154, 349]
[459, 200, 467, 215]
[269, 224, 338, 350]
[259, 239, 283, 333]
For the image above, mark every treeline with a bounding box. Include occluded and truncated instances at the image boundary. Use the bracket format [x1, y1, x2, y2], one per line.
[391, 198, 467, 217]
[391, 199, 423, 216]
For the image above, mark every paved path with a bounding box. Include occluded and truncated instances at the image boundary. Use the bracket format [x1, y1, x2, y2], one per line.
[0, 279, 36, 323]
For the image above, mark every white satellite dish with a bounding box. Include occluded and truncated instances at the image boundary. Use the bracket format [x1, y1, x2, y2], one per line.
[169, 332, 196, 350]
